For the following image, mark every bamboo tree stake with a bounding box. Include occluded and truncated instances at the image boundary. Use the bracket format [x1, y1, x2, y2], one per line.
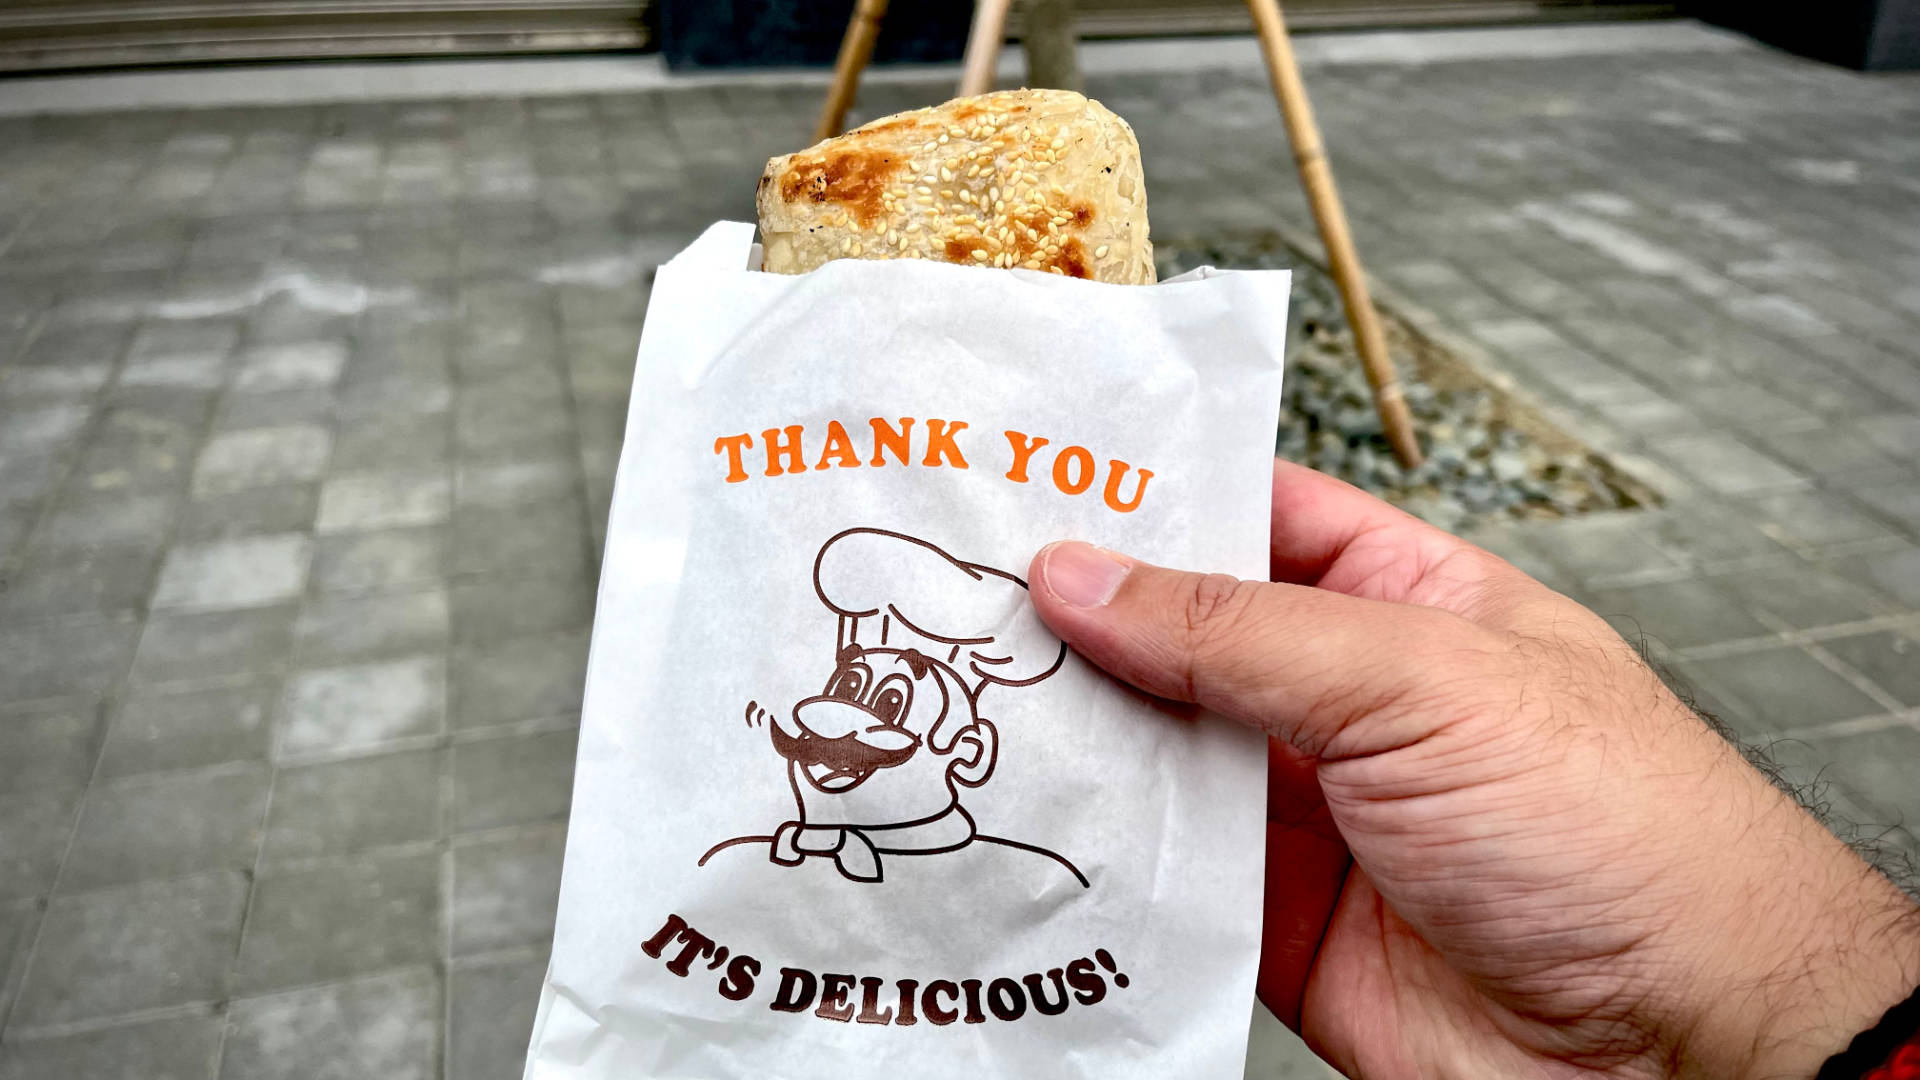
[1246, 0, 1423, 468]
[958, 0, 1014, 96]
[814, 0, 891, 143]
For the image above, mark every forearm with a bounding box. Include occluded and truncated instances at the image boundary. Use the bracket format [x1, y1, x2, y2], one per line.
[1663, 770, 1920, 1080]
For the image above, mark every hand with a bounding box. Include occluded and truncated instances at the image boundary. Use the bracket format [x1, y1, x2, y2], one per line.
[1028, 459, 1920, 1079]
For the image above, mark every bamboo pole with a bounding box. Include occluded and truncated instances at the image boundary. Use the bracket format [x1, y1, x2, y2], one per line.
[958, 0, 1014, 97]
[1246, 0, 1423, 469]
[813, 0, 891, 144]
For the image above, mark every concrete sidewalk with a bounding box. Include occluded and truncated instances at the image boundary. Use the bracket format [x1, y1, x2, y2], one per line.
[1, 20, 1917, 1080]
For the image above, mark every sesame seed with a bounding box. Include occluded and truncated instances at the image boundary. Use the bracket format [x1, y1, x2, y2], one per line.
[937, 134, 949, 144]
[1051, 135, 1066, 149]
[850, 242, 862, 256]
[959, 191, 973, 204]
[966, 163, 981, 178]
[990, 186, 1001, 202]
[971, 250, 989, 261]
[940, 168, 954, 182]
[921, 141, 938, 153]
[948, 125, 965, 137]
[994, 200, 1005, 213]
[887, 230, 898, 244]
[915, 195, 934, 205]
[939, 189, 954, 199]
[1095, 245, 1110, 258]
[895, 233, 908, 248]
[840, 237, 852, 253]
[916, 186, 933, 195]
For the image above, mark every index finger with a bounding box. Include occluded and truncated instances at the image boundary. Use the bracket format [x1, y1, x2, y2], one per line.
[1268, 458, 1434, 586]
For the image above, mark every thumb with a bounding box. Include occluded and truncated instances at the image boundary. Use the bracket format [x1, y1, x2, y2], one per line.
[1027, 541, 1504, 760]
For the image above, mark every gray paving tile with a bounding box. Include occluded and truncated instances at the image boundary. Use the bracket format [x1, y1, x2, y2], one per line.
[11, 871, 247, 1028]
[450, 571, 593, 646]
[450, 825, 564, 956]
[1524, 514, 1682, 582]
[450, 629, 588, 731]
[311, 525, 446, 594]
[452, 730, 575, 833]
[220, 968, 438, 1080]
[214, 387, 336, 431]
[131, 606, 297, 685]
[454, 457, 576, 509]
[329, 410, 450, 473]
[0, 1014, 222, 1080]
[0, 616, 140, 704]
[0, 547, 158, 619]
[177, 483, 319, 543]
[448, 956, 545, 1080]
[118, 354, 230, 393]
[1688, 647, 1888, 735]
[235, 849, 439, 992]
[261, 748, 441, 861]
[293, 586, 449, 666]
[0, 402, 91, 456]
[278, 655, 444, 760]
[71, 422, 199, 494]
[1744, 489, 1899, 549]
[100, 682, 275, 778]
[192, 424, 332, 496]
[0, 895, 41, 1022]
[232, 340, 347, 393]
[0, 706, 103, 794]
[1709, 564, 1887, 630]
[1839, 546, 1920, 609]
[59, 765, 269, 892]
[36, 491, 177, 554]
[0, 454, 63, 509]
[1848, 476, 1920, 535]
[1646, 432, 1807, 497]
[1749, 427, 1901, 477]
[0, 786, 82, 901]
[449, 499, 587, 578]
[1861, 415, 1920, 459]
[153, 533, 311, 612]
[315, 470, 451, 535]
[1776, 723, 1920, 845]
[0, 360, 112, 401]
[1819, 632, 1920, 706]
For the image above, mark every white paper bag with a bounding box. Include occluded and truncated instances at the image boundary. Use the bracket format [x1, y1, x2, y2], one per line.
[525, 222, 1289, 1080]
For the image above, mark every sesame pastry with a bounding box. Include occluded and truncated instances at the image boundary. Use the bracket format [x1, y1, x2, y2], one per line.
[756, 88, 1154, 284]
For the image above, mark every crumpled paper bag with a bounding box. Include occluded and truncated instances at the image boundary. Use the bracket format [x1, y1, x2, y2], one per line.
[525, 222, 1289, 1080]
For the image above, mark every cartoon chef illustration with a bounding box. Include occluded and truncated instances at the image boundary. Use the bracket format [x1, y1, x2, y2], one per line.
[701, 527, 1085, 887]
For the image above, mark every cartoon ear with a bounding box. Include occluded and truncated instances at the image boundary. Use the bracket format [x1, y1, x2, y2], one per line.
[949, 718, 997, 788]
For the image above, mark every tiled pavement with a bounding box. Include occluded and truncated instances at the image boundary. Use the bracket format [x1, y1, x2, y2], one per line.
[1, 22, 1918, 1080]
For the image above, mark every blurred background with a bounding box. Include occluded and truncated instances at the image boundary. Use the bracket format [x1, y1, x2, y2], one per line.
[0, 2, 1917, 1078]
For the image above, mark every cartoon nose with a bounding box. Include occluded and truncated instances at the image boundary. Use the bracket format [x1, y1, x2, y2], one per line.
[791, 699, 873, 740]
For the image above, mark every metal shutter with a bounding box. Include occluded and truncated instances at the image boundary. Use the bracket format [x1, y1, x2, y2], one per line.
[0, 0, 651, 72]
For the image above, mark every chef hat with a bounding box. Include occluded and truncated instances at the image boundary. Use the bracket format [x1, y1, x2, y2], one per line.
[813, 528, 1066, 691]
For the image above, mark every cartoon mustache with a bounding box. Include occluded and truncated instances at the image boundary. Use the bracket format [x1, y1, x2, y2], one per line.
[771, 724, 919, 773]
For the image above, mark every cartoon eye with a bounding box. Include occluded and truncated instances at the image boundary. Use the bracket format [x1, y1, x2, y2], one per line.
[826, 664, 868, 702]
[871, 676, 912, 726]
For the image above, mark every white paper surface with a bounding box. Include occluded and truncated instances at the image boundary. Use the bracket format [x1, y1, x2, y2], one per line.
[526, 222, 1289, 1080]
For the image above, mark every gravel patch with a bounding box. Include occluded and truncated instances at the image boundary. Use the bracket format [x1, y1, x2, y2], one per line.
[1159, 236, 1649, 533]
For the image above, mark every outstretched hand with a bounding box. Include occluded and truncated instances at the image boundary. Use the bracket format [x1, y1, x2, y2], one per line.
[1029, 459, 1920, 1079]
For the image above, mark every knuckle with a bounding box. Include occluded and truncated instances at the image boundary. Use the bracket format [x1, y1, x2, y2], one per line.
[1176, 573, 1267, 697]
